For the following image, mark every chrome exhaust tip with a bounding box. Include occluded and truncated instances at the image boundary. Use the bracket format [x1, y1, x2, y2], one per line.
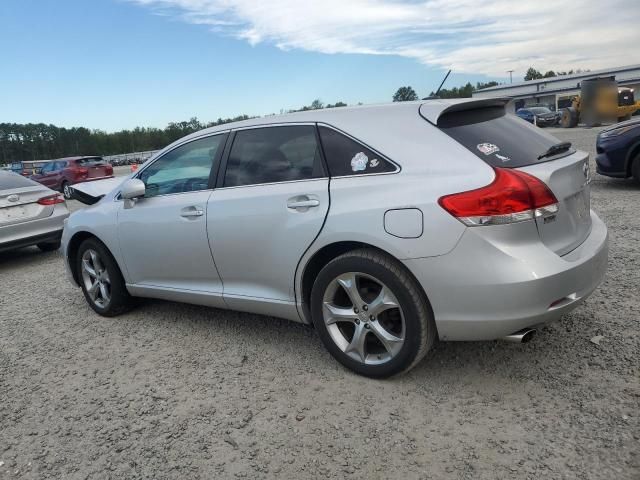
[502, 328, 537, 343]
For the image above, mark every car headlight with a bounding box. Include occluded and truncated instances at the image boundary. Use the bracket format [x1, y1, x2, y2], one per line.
[599, 126, 636, 139]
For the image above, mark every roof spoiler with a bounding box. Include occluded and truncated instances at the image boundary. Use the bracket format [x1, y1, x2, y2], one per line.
[419, 97, 511, 125]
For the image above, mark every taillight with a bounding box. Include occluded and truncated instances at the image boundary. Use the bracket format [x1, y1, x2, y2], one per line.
[38, 194, 66, 205]
[438, 167, 558, 226]
[77, 167, 89, 175]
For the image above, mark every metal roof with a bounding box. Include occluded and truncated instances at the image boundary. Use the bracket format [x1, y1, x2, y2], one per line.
[477, 64, 640, 93]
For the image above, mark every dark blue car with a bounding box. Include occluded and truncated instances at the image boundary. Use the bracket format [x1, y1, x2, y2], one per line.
[515, 106, 557, 127]
[596, 118, 640, 183]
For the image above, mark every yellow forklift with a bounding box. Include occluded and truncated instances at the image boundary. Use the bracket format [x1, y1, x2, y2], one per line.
[560, 76, 640, 128]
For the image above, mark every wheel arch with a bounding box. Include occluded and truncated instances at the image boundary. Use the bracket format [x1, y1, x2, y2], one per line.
[67, 231, 121, 285]
[298, 240, 435, 326]
[625, 140, 640, 176]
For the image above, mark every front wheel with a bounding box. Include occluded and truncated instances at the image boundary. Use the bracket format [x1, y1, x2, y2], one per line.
[632, 155, 640, 184]
[77, 238, 134, 316]
[311, 249, 436, 378]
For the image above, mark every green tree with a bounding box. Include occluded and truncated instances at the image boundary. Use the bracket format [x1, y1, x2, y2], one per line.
[392, 86, 418, 102]
[543, 70, 556, 78]
[524, 68, 544, 81]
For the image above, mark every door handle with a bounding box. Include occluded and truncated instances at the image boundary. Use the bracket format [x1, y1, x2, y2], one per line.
[287, 197, 320, 210]
[180, 207, 204, 218]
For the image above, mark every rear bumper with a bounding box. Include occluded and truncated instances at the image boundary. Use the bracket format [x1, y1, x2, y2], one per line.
[0, 204, 69, 252]
[72, 175, 114, 185]
[403, 211, 608, 341]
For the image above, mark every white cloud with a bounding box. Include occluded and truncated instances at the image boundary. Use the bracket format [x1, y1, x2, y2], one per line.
[129, 0, 640, 77]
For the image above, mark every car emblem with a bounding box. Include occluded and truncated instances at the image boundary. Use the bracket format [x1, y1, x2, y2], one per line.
[7, 194, 19, 203]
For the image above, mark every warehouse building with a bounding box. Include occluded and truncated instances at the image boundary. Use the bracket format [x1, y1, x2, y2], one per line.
[473, 64, 640, 112]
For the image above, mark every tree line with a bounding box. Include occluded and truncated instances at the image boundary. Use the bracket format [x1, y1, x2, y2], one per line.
[0, 99, 348, 164]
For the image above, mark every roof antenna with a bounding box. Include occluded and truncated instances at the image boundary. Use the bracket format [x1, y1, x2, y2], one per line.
[423, 69, 451, 100]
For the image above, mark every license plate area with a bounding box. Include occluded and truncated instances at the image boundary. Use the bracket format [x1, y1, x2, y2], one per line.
[0, 204, 40, 224]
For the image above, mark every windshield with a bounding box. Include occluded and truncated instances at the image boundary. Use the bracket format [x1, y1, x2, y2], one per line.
[437, 106, 574, 168]
[528, 107, 552, 114]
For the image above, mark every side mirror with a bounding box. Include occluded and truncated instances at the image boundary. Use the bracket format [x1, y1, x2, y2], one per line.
[121, 178, 145, 199]
[121, 178, 145, 209]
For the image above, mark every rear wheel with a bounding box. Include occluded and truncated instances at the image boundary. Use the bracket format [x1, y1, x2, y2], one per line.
[311, 249, 436, 378]
[618, 114, 632, 122]
[62, 181, 72, 200]
[77, 237, 133, 316]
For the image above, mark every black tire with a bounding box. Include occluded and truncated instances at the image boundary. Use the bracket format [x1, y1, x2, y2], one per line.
[310, 249, 436, 378]
[560, 108, 578, 128]
[76, 237, 134, 317]
[618, 115, 632, 122]
[632, 155, 640, 184]
[37, 241, 61, 252]
[61, 181, 72, 200]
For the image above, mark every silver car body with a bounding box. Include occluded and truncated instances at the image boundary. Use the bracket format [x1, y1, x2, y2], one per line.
[63, 99, 608, 340]
[0, 171, 70, 252]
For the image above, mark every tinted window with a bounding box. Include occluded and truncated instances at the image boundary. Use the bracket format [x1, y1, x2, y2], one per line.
[139, 134, 225, 197]
[318, 127, 396, 176]
[438, 107, 573, 168]
[77, 157, 105, 166]
[40, 163, 53, 173]
[224, 126, 323, 187]
[528, 107, 551, 114]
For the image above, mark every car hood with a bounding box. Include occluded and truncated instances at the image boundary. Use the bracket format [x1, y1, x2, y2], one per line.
[71, 176, 127, 204]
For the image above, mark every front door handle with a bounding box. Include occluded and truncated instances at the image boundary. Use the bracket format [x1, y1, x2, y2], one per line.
[180, 206, 204, 218]
[287, 196, 320, 210]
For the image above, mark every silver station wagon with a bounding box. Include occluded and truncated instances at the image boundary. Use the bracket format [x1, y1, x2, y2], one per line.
[63, 98, 608, 377]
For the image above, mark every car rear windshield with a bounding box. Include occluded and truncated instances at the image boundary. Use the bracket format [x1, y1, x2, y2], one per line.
[77, 157, 105, 166]
[438, 106, 573, 168]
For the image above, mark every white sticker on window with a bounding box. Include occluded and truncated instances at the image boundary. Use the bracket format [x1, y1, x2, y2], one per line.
[477, 143, 500, 155]
[495, 154, 511, 163]
[369, 158, 379, 168]
[351, 152, 369, 172]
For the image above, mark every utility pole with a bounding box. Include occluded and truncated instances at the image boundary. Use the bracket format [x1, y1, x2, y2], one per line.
[507, 70, 514, 84]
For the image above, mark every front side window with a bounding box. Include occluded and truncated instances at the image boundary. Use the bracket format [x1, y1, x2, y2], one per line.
[224, 126, 324, 187]
[139, 134, 225, 197]
[318, 126, 396, 176]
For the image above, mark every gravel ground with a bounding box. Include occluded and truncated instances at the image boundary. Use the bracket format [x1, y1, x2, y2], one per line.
[1, 127, 638, 479]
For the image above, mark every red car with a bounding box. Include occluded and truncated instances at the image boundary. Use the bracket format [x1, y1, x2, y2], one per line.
[30, 156, 113, 199]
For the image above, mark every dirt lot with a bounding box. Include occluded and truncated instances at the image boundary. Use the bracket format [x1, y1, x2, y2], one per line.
[1, 127, 638, 479]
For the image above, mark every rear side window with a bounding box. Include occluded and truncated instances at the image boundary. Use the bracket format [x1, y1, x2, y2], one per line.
[438, 107, 572, 167]
[224, 126, 324, 187]
[318, 127, 396, 176]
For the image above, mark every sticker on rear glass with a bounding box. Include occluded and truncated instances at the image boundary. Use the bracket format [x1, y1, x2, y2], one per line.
[495, 154, 510, 163]
[477, 143, 500, 156]
[369, 158, 379, 168]
[351, 152, 368, 172]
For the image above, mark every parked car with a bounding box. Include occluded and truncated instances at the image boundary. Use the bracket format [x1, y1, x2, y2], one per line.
[30, 156, 113, 199]
[0, 170, 69, 252]
[516, 106, 558, 127]
[63, 99, 608, 378]
[595, 117, 640, 182]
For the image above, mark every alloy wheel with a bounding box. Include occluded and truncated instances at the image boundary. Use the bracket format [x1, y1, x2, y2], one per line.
[322, 272, 405, 365]
[63, 183, 71, 199]
[81, 249, 111, 308]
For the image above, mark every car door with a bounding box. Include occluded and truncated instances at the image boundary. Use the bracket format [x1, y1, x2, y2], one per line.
[34, 162, 55, 187]
[207, 124, 329, 314]
[117, 132, 228, 297]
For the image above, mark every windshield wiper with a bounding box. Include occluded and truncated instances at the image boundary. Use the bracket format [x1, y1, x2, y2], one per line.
[537, 141, 572, 160]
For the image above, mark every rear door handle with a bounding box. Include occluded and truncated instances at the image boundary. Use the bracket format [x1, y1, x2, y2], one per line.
[180, 206, 204, 218]
[287, 196, 320, 210]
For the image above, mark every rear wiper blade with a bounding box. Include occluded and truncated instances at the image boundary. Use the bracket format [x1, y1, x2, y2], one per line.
[537, 141, 572, 160]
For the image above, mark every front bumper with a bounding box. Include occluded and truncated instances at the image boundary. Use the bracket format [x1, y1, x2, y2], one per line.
[403, 211, 608, 341]
[595, 151, 627, 178]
